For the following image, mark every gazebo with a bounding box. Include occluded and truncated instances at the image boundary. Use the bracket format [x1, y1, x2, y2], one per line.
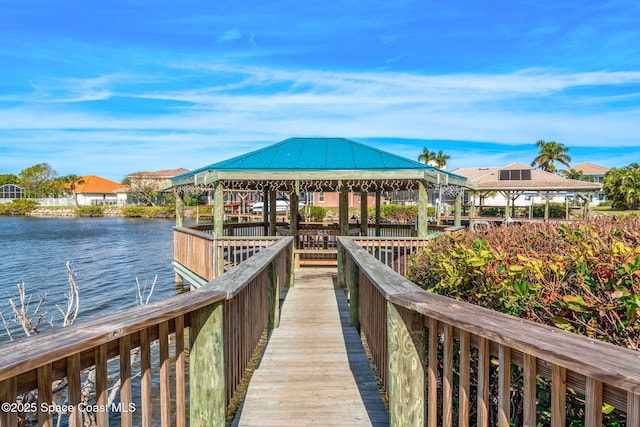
[166, 137, 473, 237]
[452, 162, 603, 220]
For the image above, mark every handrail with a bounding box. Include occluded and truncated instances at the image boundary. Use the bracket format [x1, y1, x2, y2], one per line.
[173, 226, 283, 284]
[339, 236, 640, 426]
[0, 236, 293, 427]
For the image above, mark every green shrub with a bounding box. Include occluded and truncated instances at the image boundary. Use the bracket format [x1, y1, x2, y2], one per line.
[479, 206, 504, 217]
[408, 215, 638, 427]
[367, 204, 425, 223]
[531, 202, 566, 218]
[0, 198, 40, 215]
[121, 206, 175, 218]
[408, 215, 640, 349]
[121, 206, 147, 217]
[75, 206, 103, 217]
[305, 206, 326, 222]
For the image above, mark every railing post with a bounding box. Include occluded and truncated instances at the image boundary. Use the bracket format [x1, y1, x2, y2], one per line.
[190, 300, 226, 426]
[287, 238, 295, 288]
[628, 392, 640, 427]
[37, 364, 53, 427]
[0, 377, 17, 427]
[387, 301, 425, 426]
[348, 255, 360, 330]
[337, 243, 346, 288]
[268, 257, 280, 330]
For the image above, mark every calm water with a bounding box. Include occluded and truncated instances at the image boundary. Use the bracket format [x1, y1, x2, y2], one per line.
[0, 216, 183, 341]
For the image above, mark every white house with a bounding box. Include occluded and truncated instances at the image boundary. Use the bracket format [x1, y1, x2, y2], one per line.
[71, 175, 129, 206]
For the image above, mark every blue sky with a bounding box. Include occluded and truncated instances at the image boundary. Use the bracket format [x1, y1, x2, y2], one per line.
[1, 0, 639, 182]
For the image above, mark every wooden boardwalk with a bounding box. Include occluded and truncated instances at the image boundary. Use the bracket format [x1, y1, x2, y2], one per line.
[232, 268, 390, 426]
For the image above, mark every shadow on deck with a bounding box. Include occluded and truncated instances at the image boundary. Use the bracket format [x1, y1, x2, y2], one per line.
[231, 268, 389, 426]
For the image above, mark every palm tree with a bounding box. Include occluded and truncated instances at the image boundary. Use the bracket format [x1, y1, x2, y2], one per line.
[603, 163, 640, 210]
[621, 163, 640, 210]
[561, 168, 583, 180]
[418, 148, 436, 166]
[531, 140, 571, 173]
[434, 150, 450, 170]
[418, 148, 450, 170]
[61, 175, 85, 207]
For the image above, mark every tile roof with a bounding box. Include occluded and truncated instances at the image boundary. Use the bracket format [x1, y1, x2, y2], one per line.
[127, 168, 190, 178]
[572, 162, 610, 175]
[452, 163, 602, 192]
[74, 175, 128, 194]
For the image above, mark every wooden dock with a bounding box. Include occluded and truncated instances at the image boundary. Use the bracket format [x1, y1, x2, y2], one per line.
[231, 268, 390, 426]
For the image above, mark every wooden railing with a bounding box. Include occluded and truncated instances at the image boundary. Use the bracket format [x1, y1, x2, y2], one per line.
[351, 236, 437, 277]
[187, 222, 271, 237]
[339, 237, 640, 427]
[0, 237, 293, 427]
[368, 223, 417, 237]
[174, 227, 282, 285]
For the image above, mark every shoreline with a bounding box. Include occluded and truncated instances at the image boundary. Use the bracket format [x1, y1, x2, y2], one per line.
[2, 207, 196, 219]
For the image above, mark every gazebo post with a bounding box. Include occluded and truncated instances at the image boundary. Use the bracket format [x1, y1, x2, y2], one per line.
[454, 192, 462, 226]
[174, 189, 185, 287]
[262, 188, 269, 236]
[584, 193, 591, 219]
[503, 191, 511, 218]
[175, 189, 185, 228]
[269, 190, 277, 236]
[417, 180, 429, 238]
[338, 184, 349, 288]
[544, 191, 550, 221]
[290, 189, 299, 247]
[360, 190, 368, 236]
[469, 191, 477, 220]
[213, 183, 225, 277]
[375, 188, 382, 237]
[213, 182, 224, 238]
[339, 184, 349, 236]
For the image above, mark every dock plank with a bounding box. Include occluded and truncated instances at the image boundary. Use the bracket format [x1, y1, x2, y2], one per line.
[232, 268, 390, 426]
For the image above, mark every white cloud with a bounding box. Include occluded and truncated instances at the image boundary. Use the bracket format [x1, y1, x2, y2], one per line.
[2, 65, 640, 179]
[217, 29, 243, 43]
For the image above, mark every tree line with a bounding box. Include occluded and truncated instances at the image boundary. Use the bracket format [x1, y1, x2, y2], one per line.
[1, 163, 174, 207]
[1, 163, 84, 200]
[418, 140, 640, 210]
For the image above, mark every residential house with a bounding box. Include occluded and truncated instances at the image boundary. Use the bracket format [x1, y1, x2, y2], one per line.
[126, 168, 190, 189]
[451, 162, 603, 217]
[0, 183, 24, 202]
[72, 175, 128, 206]
[125, 168, 190, 205]
[573, 162, 610, 204]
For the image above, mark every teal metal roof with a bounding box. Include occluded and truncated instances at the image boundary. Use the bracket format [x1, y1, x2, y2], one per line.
[214, 137, 431, 170]
[167, 137, 471, 189]
[175, 137, 443, 177]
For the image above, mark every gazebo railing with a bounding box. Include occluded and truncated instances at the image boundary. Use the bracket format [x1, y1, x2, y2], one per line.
[339, 236, 640, 426]
[173, 227, 284, 284]
[351, 236, 438, 277]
